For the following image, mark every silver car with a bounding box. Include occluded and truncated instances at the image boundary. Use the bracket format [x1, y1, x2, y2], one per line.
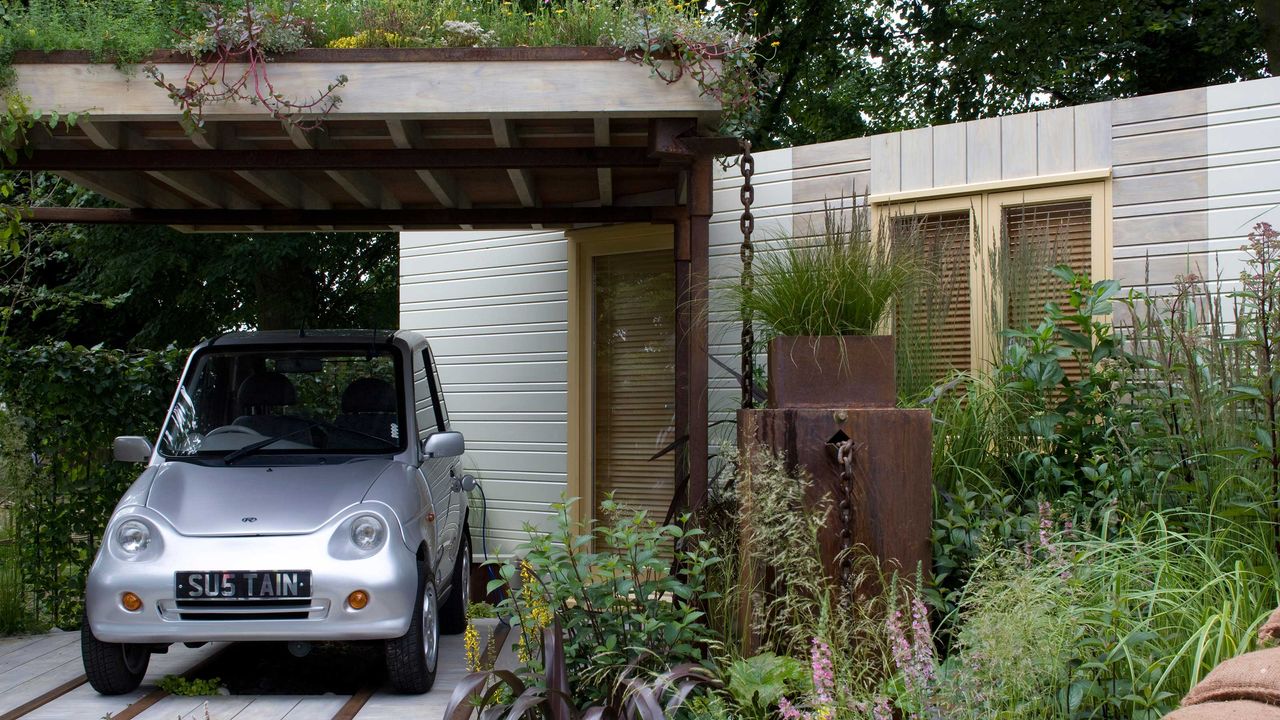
[82, 330, 474, 695]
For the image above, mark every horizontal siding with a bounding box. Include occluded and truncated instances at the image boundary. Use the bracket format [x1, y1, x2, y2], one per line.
[401, 75, 1280, 554]
[401, 228, 569, 556]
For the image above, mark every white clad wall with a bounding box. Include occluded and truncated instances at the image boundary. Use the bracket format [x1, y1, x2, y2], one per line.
[401, 228, 569, 556]
[400, 76, 1280, 555]
[1207, 78, 1280, 284]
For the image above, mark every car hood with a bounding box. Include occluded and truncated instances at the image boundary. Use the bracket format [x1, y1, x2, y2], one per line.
[146, 458, 395, 536]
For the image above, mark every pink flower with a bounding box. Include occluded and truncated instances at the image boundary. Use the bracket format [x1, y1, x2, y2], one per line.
[778, 696, 804, 720]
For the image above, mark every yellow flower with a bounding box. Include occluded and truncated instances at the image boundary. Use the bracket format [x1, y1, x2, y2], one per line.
[464, 622, 482, 671]
[771, 40, 780, 47]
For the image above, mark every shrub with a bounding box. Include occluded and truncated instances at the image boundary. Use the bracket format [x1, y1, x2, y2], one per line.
[491, 497, 720, 708]
[0, 342, 182, 628]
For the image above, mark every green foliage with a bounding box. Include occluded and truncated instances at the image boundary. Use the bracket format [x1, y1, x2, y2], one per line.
[0, 0, 201, 66]
[732, 201, 918, 340]
[0, 342, 182, 628]
[720, 652, 809, 720]
[156, 674, 224, 696]
[997, 266, 1146, 510]
[467, 600, 497, 619]
[730, 0, 1271, 147]
[491, 497, 720, 707]
[923, 510, 1280, 720]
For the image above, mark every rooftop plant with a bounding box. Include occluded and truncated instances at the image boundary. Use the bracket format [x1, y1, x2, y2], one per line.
[0, 0, 768, 135]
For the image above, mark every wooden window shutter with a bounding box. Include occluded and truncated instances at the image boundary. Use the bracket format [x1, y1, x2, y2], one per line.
[1002, 199, 1093, 377]
[591, 249, 676, 522]
[891, 210, 973, 388]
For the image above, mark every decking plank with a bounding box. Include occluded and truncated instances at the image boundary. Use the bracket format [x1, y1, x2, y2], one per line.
[15, 640, 222, 719]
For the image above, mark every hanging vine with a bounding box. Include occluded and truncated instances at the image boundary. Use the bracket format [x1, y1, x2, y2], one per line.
[144, 1, 347, 134]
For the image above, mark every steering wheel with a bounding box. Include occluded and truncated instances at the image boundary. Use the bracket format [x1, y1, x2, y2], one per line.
[207, 425, 263, 437]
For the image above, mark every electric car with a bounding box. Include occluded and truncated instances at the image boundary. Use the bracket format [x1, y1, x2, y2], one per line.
[82, 330, 474, 695]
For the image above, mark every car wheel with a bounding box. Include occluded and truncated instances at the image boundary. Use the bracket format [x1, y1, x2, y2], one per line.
[385, 559, 439, 694]
[440, 528, 471, 635]
[81, 611, 150, 695]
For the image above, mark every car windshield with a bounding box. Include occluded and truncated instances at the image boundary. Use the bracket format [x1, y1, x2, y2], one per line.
[158, 346, 406, 459]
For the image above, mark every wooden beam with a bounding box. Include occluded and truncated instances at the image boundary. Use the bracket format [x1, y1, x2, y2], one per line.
[24, 205, 673, 228]
[386, 119, 471, 210]
[594, 116, 613, 206]
[13, 147, 666, 171]
[490, 119, 537, 208]
[287, 126, 398, 210]
[10, 57, 721, 122]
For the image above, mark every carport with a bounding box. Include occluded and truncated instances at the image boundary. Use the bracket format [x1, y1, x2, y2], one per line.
[7, 47, 731, 512]
[0, 47, 731, 717]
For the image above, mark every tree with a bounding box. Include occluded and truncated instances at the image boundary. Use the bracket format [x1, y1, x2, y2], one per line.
[735, 0, 1273, 147]
[1, 173, 398, 350]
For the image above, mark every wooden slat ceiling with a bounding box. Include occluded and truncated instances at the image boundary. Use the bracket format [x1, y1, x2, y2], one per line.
[8, 51, 726, 232]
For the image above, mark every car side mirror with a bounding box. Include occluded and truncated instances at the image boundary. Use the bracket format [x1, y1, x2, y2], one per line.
[113, 436, 153, 464]
[421, 431, 464, 459]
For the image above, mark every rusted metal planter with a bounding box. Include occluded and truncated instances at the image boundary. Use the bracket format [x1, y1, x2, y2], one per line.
[766, 335, 896, 408]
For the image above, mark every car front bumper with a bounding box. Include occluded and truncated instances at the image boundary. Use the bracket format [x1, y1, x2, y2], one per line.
[86, 506, 418, 644]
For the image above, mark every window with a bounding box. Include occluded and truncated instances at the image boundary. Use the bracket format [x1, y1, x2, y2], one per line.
[876, 180, 1110, 385]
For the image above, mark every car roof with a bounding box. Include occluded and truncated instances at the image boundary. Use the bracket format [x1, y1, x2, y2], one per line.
[202, 329, 429, 349]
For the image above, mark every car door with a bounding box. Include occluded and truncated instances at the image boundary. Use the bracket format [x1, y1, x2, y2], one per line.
[427, 348, 464, 553]
[412, 347, 454, 583]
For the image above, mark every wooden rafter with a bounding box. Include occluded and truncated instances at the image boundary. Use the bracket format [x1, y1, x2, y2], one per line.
[286, 126, 398, 211]
[385, 120, 470, 210]
[489, 118, 536, 208]
[78, 120, 259, 211]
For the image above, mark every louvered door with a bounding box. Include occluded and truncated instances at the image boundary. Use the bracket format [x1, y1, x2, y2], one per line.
[892, 209, 973, 387]
[591, 249, 676, 523]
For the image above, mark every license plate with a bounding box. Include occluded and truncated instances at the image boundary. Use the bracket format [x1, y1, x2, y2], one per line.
[176, 570, 311, 599]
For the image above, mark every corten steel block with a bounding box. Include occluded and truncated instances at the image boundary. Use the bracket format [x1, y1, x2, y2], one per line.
[766, 335, 896, 408]
[738, 407, 932, 584]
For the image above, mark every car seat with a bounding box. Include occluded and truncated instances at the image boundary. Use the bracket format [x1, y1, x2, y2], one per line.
[232, 372, 312, 439]
[334, 377, 400, 445]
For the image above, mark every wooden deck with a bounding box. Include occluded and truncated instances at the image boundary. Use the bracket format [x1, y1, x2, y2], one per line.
[0, 621, 504, 720]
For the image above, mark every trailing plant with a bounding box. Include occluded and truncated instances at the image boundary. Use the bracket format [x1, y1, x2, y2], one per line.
[729, 199, 918, 340]
[489, 497, 720, 708]
[146, 0, 346, 133]
[605, 3, 770, 138]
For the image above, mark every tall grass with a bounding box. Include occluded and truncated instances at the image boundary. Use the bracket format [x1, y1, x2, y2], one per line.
[939, 508, 1280, 719]
[731, 200, 919, 340]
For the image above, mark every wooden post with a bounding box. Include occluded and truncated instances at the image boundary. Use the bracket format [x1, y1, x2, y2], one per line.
[687, 156, 712, 511]
[673, 215, 692, 512]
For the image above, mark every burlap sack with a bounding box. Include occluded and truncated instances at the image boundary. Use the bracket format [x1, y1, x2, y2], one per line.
[1183, 647, 1280, 706]
[1260, 607, 1280, 644]
[1164, 700, 1280, 719]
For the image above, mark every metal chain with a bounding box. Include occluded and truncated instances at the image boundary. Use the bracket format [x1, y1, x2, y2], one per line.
[739, 138, 755, 409]
[834, 438, 857, 588]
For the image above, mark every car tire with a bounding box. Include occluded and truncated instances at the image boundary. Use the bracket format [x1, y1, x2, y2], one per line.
[440, 528, 472, 635]
[385, 559, 439, 694]
[81, 611, 150, 695]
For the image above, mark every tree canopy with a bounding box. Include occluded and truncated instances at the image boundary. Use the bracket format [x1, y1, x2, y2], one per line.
[737, 0, 1273, 148]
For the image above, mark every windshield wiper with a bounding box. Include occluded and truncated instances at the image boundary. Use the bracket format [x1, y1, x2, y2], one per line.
[223, 423, 319, 465]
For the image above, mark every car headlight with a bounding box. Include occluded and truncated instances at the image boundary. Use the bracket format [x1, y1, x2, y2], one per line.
[350, 514, 386, 553]
[116, 519, 151, 555]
